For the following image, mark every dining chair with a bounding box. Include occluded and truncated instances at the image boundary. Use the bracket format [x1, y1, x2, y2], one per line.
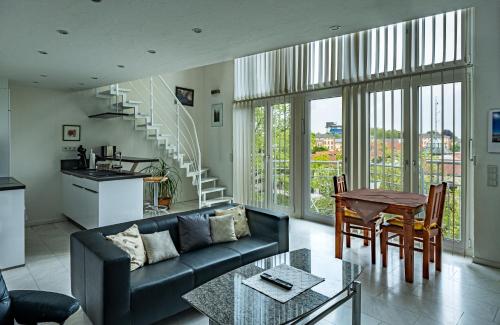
[333, 174, 383, 264]
[380, 182, 447, 279]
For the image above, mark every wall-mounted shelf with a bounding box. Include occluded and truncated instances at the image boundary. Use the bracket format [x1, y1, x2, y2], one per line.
[88, 112, 132, 119]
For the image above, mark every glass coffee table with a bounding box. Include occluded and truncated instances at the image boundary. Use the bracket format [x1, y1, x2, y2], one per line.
[183, 249, 362, 325]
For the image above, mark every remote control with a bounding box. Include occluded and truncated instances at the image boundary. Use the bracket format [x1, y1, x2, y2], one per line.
[260, 273, 293, 290]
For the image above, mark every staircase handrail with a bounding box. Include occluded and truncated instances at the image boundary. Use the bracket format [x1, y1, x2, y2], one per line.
[157, 75, 202, 209]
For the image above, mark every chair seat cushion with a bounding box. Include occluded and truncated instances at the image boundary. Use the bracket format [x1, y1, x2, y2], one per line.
[386, 217, 437, 230]
[219, 237, 279, 265]
[179, 246, 241, 286]
[344, 208, 359, 217]
[9, 290, 79, 324]
[130, 258, 194, 324]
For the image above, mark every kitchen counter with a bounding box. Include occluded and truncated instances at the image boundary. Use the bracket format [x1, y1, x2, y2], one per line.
[61, 169, 150, 182]
[0, 177, 26, 191]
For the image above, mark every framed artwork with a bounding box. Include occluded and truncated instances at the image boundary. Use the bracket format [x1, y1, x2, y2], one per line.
[175, 86, 194, 107]
[63, 125, 81, 141]
[211, 103, 223, 127]
[488, 109, 500, 153]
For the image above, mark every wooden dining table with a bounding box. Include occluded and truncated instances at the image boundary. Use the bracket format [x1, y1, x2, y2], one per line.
[334, 188, 427, 283]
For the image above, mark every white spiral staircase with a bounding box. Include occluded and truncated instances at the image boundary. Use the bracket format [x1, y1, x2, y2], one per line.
[94, 76, 232, 208]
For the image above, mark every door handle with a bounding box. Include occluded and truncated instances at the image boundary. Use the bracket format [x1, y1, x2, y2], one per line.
[72, 184, 83, 189]
[84, 188, 98, 194]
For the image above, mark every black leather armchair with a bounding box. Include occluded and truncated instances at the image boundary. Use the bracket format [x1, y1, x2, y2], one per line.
[0, 272, 79, 325]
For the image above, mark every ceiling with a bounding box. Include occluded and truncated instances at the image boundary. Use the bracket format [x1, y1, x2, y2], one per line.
[0, 0, 477, 89]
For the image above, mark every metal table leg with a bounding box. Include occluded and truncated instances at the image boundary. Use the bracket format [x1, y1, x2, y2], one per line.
[351, 281, 361, 325]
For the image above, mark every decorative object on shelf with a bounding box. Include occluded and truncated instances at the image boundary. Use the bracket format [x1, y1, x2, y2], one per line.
[62, 125, 81, 141]
[488, 109, 500, 153]
[211, 89, 220, 95]
[140, 158, 181, 208]
[175, 86, 194, 107]
[211, 103, 223, 127]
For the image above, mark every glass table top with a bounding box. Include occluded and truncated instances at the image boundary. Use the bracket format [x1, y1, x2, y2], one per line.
[182, 248, 362, 325]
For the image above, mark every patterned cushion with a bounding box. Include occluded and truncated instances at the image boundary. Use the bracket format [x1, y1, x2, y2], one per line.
[209, 215, 238, 243]
[106, 224, 147, 271]
[141, 230, 179, 264]
[215, 205, 251, 238]
[386, 217, 437, 230]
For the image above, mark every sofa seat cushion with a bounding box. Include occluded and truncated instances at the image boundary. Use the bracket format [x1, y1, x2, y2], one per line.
[179, 246, 242, 286]
[130, 258, 194, 324]
[219, 238, 279, 265]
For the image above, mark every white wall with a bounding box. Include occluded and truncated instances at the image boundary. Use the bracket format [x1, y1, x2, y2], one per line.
[471, 2, 500, 267]
[201, 61, 234, 195]
[9, 85, 89, 225]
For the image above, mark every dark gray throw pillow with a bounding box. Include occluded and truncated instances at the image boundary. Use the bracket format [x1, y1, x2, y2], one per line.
[177, 213, 212, 253]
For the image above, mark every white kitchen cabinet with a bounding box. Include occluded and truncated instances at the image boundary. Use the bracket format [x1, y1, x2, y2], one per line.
[0, 187, 25, 269]
[62, 173, 143, 229]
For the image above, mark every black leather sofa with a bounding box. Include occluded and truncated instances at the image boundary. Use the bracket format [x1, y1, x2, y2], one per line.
[70, 204, 289, 325]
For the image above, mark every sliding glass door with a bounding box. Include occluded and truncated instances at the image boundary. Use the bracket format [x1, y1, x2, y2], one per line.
[366, 76, 467, 247]
[303, 90, 343, 221]
[249, 99, 292, 211]
[416, 81, 464, 244]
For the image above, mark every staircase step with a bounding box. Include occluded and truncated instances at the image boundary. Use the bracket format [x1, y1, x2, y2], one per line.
[201, 187, 226, 195]
[187, 168, 208, 176]
[201, 177, 218, 184]
[98, 88, 131, 97]
[203, 197, 233, 207]
[113, 100, 142, 109]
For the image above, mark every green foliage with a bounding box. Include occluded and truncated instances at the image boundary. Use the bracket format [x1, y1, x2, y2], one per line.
[312, 146, 328, 153]
[140, 158, 181, 203]
[370, 128, 401, 139]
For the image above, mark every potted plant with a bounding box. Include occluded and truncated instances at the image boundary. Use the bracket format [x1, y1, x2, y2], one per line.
[140, 158, 181, 208]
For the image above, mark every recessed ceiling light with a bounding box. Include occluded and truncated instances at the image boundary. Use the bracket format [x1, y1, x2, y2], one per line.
[91, 77, 98, 80]
[40, 74, 48, 78]
[329, 25, 341, 31]
[57, 29, 69, 35]
[117, 64, 125, 68]
[37, 50, 48, 55]
[192, 27, 202, 34]
[147, 49, 157, 54]
[33, 81, 39, 84]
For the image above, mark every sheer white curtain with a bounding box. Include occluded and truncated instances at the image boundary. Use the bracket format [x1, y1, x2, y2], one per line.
[232, 101, 254, 204]
[234, 8, 473, 101]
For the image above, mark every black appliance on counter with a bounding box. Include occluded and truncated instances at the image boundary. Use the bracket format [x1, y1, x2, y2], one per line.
[77, 145, 88, 169]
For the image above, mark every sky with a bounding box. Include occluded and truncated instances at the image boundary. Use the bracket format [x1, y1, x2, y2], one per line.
[310, 97, 343, 134]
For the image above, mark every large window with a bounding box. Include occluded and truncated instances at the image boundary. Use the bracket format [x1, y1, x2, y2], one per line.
[369, 89, 404, 190]
[249, 100, 292, 210]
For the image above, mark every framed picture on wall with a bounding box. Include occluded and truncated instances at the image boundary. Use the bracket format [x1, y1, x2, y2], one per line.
[488, 109, 500, 153]
[211, 103, 223, 127]
[63, 125, 81, 141]
[175, 86, 194, 107]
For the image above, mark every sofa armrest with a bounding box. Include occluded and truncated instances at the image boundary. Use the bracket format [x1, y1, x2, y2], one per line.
[245, 205, 289, 253]
[71, 231, 131, 325]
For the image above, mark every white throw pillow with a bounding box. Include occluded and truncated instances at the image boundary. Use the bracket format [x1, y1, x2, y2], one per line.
[141, 230, 179, 264]
[106, 224, 147, 271]
[209, 215, 237, 243]
[215, 205, 251, 238]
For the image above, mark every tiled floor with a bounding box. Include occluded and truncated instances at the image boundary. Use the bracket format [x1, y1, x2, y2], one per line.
[3, 203, 500, 325]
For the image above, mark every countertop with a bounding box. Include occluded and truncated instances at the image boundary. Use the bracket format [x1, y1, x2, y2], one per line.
[0, 177, 26, 191]
[61, 169, 150, 182]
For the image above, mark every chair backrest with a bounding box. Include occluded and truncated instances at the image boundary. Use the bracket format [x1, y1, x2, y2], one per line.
[333, 174, 348, 194]
[424, 182, 447, 228]
[0, 272, 12, 324]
